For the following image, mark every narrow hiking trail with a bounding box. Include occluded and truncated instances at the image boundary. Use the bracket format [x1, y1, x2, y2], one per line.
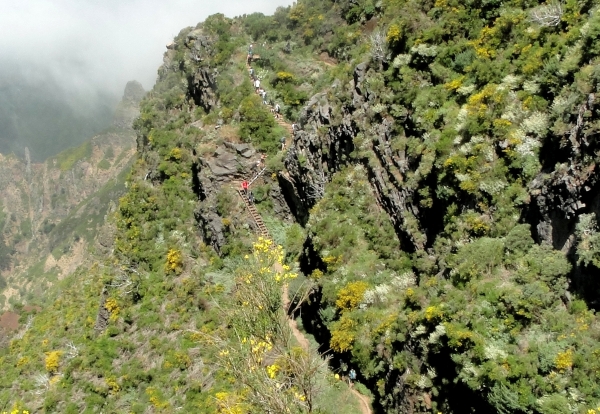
[238, 51, 374, 414]
[237, 176, 373, 414]
[280, 275, 311, 351]
[351, 388, 373, 414]
[245, 57, 294, 148]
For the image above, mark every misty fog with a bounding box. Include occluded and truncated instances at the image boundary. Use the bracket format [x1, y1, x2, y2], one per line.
[0, 0, 294, 161]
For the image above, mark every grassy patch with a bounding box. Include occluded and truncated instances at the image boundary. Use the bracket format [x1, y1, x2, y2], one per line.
[53, 141, 92, 171]
[98, 159, 111, 170]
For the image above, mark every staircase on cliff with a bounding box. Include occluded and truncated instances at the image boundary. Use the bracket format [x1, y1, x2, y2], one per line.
[237, 189, 271, 240]
[249, 166, 267, 186]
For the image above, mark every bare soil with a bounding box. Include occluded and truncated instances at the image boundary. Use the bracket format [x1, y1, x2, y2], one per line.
[0, 311, 19, 331]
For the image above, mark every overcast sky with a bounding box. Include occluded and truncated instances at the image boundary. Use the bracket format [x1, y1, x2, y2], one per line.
[0, 0, 294, 95]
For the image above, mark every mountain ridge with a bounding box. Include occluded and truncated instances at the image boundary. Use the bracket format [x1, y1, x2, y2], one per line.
[1, 1, 600, 413]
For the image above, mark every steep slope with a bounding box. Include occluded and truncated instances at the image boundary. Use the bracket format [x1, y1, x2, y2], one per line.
[275, 1, 600, 413]
[2, 1, 600, 413]
[0, 16, 364, 414]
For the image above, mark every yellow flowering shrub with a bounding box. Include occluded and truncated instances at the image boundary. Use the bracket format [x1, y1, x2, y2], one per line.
[266, 364, 280, 379]
[330, 315, 356, 352]
[45, 350, 63, 374]
[425, 305, 444, 322]
[215, 391, 246, 414]
[444, 76, 465, 91]
[165, 248, 183, 274]
[387, 24, 403, 43]
[16, 356, 29, 368]
[276, 71, 295, 83]
[169, 147, 182, 160]
[146, 387, 169, 409]
[335, 281, 368, 312]
[105, 297, 120, 322]
[105, 376, 120, 394]
[555, 349, 573, 371]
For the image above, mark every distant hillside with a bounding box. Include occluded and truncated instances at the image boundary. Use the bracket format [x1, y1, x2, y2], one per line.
[0, 65, 117, 162]
[0, 81, 144, 309]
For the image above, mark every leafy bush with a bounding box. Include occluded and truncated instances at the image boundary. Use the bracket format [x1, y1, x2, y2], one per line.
[238, 95, 279, 154]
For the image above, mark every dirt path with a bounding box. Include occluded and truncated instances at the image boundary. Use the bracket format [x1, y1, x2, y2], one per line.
[350, 388, 373, 414]
[276, 266, 373, 414]
[245, 61, 294, 147]
[273, 261, 310, 350]
[248, 53, 372, 413]
[281, 281, 311, 351]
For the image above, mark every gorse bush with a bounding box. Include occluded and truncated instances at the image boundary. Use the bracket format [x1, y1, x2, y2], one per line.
[195, 237, 331, 413]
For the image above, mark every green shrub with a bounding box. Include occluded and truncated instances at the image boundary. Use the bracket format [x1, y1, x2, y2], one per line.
[98, 159, 111, 170]
[504, 224, 534, 258]
[238, 95, 279, 154]
[449, 237, 504, 283]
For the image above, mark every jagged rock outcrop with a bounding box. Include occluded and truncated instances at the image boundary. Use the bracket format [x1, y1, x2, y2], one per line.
[284, 61, 428, 251]
[159, 28, 218, 113]
[529, 92, 600, 251]
[283, 89, 355, 223]
[113, 81, 145, 128]
[188, 66, 218, 112]
[192, 140, 294, 253]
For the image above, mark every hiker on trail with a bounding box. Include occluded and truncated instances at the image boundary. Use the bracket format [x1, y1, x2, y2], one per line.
[242, 180, 249, 195]
[274, 103, 281, 119]
[249, 191, 255, 204]
[292, 123, 297, 133]
[249, 43, 253, 53]
[349, 369, 357, 387]
[247, 50, 253, 65]
[249, 67, 254, 77]
[254, 79, 260, 92]
[261, 90, 268, 105]
[280, 136, 286, 151]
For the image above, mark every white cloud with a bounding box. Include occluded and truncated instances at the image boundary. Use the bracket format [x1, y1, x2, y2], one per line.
[0, 0, 294, 92]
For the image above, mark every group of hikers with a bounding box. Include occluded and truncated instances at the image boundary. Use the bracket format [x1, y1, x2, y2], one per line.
[246, 43, 297, 137]
[248, 50, 273, 106]
[341, 365, 358, 386]
[244, 42, 361, 395]
[242, 42, 302, 194]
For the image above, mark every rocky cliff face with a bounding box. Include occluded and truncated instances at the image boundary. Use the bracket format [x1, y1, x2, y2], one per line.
[278, 56, 600, 412]
[284, 61, 430, 253]
[112, 80, 145, 128]
[0, 82, 144, 309]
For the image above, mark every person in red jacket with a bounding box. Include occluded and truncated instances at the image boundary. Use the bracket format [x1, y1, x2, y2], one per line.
[242, 180, 249, 195]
